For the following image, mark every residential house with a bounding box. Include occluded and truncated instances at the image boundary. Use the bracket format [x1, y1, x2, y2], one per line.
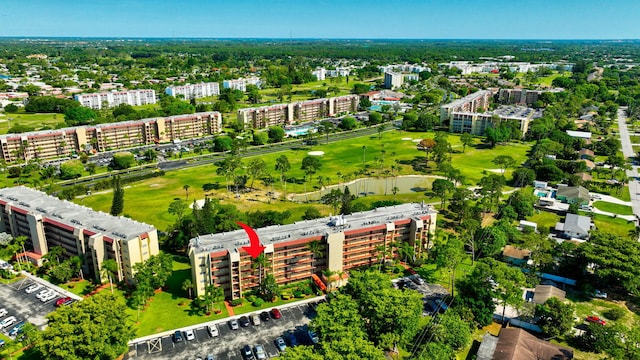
[556, 185, 590, 205]
[573, 172, 592, 182]
[578, 148, 594, 160]
[555, 213, 594, 240]
[519, 220, 538, 232]
[477, 328, 574, 360]
[579, 159, 595, 171]
[532, 284, 566, 305]
[502, 245, 531, 266]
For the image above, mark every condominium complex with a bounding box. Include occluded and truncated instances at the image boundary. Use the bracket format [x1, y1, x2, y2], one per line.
[384, 72, 404, 89]
[439, 90, 494, 122]
[0, 112, 222, 163]
[74, 89, 157, 110]
[189, 203, 437, 299]
[165, 82, 220, 99]
[498, 88, 565, 106]
[237, 95, 358, 129]
[449, 105, 541, 136]
[439, 61, 572, 75]
[222, 77, 262, 92]
[0, 186, 159, 284]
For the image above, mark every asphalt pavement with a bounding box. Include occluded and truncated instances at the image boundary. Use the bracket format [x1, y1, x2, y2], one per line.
[616, 107, 640, 221]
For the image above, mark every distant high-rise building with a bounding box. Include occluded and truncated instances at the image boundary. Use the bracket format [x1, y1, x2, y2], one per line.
[384, 72, 404, 89]
[74, 89, 157, 110]
[222, 77, 262, 92]
[165, 82, 220, 99]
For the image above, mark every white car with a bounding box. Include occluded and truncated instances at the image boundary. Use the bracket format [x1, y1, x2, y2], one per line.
[185, 329, 195, 341]
[0, 316, 17, 329]
[25, 284, 42, 294]
[207, 324, 219, 338]
[41, 292, 57, 303]
[594, 290, 608, 299]
[35, 289, 51, 299]
[0, 308, 7, 318]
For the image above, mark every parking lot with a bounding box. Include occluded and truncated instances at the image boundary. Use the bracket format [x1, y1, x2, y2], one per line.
[392, 275, 450, 315]
[0, 277, 64, 336]
[126, 300, 320, 360]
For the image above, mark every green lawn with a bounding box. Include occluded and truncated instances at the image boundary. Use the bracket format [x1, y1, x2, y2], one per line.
[590, 213, 635, 238]
[527, 210, 561, 234]
[592, 200, 633, 215]
[0, 112, 66, 134]
[76, 130, 533, 231]
[60, 279, 97, 296]
[131, 256, 229, 337]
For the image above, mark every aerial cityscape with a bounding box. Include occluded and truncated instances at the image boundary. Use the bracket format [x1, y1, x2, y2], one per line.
[1, 1, 640, 360]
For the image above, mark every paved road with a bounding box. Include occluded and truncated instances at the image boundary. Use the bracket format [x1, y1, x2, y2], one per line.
[616, 107, 640, 220]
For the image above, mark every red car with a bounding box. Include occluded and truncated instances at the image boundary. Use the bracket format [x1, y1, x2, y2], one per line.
[55, 297, 73, 307]
[270, 308, 282, 319]
[586, 316, 606, 325]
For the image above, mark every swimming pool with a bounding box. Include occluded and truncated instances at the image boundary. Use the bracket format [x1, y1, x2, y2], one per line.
[285, 126, 316, 137]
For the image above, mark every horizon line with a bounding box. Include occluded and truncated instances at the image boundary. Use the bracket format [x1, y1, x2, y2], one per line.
[0, 36, 639, 42]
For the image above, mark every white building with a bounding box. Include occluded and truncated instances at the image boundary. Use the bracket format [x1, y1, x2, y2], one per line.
[222, 77, 262, 92]
[75, 89, 157, 110]
[165, 82, 220, 99]
[384, 72, 404, 89]
[312, 68, 326, 81]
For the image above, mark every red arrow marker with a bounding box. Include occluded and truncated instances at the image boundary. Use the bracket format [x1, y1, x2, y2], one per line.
[237, 221, 266, 259]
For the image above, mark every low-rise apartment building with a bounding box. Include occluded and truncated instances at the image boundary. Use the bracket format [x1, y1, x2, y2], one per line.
[0, 112, 222, 163]
[498, 88, 564, 106]
[440, 90, 494, 122]
[165, 82, 220, 99]
[449, 106, 540, 136]
[188, 203, 437, 299]
[0, 186, 158, 284]
[237, 95, 358, 129]
[74, 89, 157, 110]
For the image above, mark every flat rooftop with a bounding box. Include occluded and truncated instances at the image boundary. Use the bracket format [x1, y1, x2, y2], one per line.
[190, 202, 436, 255]
[0, 186, 155, 240]
[440, 90, 492, 109]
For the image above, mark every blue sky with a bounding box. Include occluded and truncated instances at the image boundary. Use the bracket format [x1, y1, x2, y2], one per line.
[1, 0, 638, 39]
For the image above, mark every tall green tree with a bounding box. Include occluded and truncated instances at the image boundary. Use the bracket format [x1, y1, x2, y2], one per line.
[432, 178, 454, 209]
[460, 132, 474, 153]
[109, 176, 124, 216]
[535, 297, 575, 338]
[36, 292, 133, 360]
[101, 258, 119, 293]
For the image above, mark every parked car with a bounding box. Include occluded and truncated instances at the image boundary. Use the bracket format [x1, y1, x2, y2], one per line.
[185, 329, 195, 341]
[8, 321, 26, 337]
[0, 260, 12, 270]
[239, 316, 250, 327]
[173, 330, 183, 342]
[35, 289, 51, 299]
[205, 355, 215, 360]
[259, 311, 270, 322]
[286, 331, 298, 347]
[250, 313, 261, 326]
[411, 275, 425, 285]
[270, 308, 282, 319]
[41, 292, 57, 303]
[307, 329, 319, 344]
[586, 316, 606, 325]
[275, 336, 287, 352]
[56, 297, 73, 307]
[594, 290, 608, 299]
[207, 324, 219, 337]
[0, 308, 7, 318]
[0, 339, 5, 348]
[241, 345, 255, 360]
[229, 319, 240, 330]
[254, 344, 267, 360]
[25, 284, 42, 294]
[0, 316, 17, 329]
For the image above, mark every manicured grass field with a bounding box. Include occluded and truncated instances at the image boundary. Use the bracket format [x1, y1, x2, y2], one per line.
[131, 257, 229, 337]
[0, 112, 66, 134]
[527, 210, 561, 234]
[76, 130, 533, 230]
[590, 213, 635, 238]
[592, 200, 633, 215]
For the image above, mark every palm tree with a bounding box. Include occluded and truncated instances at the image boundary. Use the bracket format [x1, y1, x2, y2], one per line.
[182, 278, 193, 299]
[306, 240, 324, 268]
[101, 259, 119, 294]
[251, 254, 270, 285]
[362, 145, 367, 167]
[183, 184, 191, 201]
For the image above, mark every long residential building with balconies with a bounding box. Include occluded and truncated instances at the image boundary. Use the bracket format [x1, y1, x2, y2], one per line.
[0, 186, 159, 284]
[440, 90, 494, 122]
[74, 89, 157, 110]
[237, 95, 358, 129]
[188, 203, 437, 299]
[165, 82, 220, 99]
[0, 112, 222, 163]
